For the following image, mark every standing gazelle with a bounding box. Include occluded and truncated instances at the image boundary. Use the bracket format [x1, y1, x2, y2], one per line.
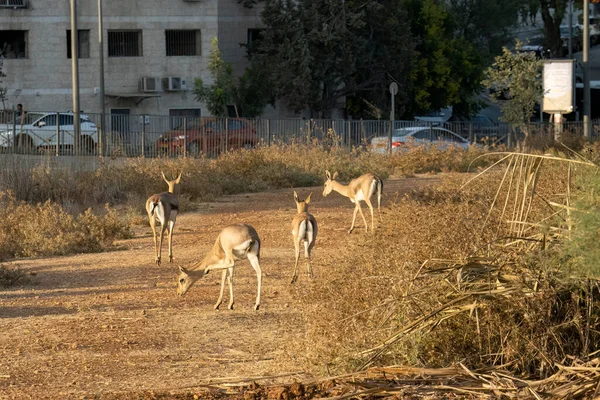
[146, 171, 182, 265]
[290, 191, 318, 284]
[322, 170, 383, 233]
[177, 224, 262, 311]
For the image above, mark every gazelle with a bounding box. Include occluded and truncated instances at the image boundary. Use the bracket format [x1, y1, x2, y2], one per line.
[322, 170, 383, 233]
[177, 224, 262, 311]
[146, 171, 182, 266]
[290, 191, 318, 284]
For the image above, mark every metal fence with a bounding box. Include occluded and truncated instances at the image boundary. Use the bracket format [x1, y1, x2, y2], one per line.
[0, 109, 598, 161]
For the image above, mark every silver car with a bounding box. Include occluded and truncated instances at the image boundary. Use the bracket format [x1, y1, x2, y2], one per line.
[0, 111, 98, 152]
[370, 126, 471, 153]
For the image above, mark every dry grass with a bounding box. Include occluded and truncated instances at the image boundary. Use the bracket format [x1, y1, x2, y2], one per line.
[0, 192, 131, 260]
[0, 264, 29, 287]
[290, 156, 600, 381]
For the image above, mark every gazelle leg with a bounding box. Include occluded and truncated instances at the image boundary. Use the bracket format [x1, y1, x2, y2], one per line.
[304, 240, 313, 278]
[248, 247, 262, 311]
[349, 205, 359, 233]
[149, 217, 159, 265]
[291, 239, 301, 284]
[167, 220, 175, 263]
[227, 267, 235, 310]
[158, 224, 168, 265]
[365, 198, 375, 231]
[215, 269, 228, 310]
[356, 202, 369, 232]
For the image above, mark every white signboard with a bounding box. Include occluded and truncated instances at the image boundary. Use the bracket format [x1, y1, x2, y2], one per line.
[543, 60, 574, 114]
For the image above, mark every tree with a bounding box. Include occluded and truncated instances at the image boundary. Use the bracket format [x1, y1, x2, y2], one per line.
[193, 38, 236, 117]
[483, 41, 543, 138]
[447, 0, 521, 62]
[401, 0, 486, 117]
[540, 0, 568, 57]
[255, 0, 414, 118]
[193, 38, 272, 118]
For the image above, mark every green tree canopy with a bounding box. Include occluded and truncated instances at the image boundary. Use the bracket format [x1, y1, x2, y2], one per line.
[193, 38, 272, 118]
[255, 0, 414, 118]
[483, 40, 543, 135]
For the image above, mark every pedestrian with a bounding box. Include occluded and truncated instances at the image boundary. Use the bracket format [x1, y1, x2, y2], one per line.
[16, 103, 26, 126]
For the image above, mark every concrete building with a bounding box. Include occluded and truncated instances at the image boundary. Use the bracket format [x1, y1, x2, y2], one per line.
[0, 0, 266, 120]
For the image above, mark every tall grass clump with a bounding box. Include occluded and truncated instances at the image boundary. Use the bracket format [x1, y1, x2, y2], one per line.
[387, 143, 500, 176]
[0, 264, 28, 287]
[0, 143, 499, 211]
[292, 155, 600, 380]
[0, 192, 131, 260]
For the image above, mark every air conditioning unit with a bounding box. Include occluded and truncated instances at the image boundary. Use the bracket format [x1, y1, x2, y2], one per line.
[167, 76, 187, 91]
[141, 77, 161, 93]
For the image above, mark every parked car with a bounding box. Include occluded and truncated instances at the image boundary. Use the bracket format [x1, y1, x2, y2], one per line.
[155, 118, 258, 157]
[444, 114, 501, 139]
[0, 111, 98, 153]
[370, 126, 471, 153]
[560, 25, 583, 54]
[519, 36, 550, 59]
[578, 15, 600, 45]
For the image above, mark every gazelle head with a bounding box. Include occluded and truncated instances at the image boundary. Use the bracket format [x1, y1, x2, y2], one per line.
[294, 191, 312, 213]
[177, 265, 201, 296]
[162, 171, 183, 194]
[322, 170, 338, 197]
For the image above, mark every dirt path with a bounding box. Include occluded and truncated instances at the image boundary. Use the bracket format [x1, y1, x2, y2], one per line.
[0, 175, 440, 399]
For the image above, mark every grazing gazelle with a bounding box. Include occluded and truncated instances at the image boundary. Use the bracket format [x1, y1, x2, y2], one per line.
[146, 171, 182, 265]
[177, 224, 262, 311]
[322, 170, 383, 233]
[290, 191, 318, 284]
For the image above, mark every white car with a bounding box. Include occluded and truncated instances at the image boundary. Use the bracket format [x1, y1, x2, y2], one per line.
[370, 126, 471, 153]
[0, 111, 98, 152]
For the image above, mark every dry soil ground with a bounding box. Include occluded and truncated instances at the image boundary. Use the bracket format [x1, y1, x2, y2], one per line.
[0, 175, 440, 399]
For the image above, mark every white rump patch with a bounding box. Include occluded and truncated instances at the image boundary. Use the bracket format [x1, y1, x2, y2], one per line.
[354, 189, 365, 202]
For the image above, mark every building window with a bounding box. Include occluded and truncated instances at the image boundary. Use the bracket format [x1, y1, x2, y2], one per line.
[246, 29, 265, 57]
[0, 30, 27, 59]
[108, 30, 142, 57]
[0, 0, 27, 8]
[169, 108, 201, 129]
[67, 30, 90, 59]
[165, 30, 201, 56]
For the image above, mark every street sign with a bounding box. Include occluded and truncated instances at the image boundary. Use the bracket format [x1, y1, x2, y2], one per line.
[543, 59, 574, 114]
[389, 82, 398, 96]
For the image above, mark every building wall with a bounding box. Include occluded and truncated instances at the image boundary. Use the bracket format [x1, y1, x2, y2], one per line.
[0, 0, 264, 117]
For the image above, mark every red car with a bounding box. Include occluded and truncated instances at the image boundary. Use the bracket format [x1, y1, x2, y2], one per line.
[156, 118, 258, 157]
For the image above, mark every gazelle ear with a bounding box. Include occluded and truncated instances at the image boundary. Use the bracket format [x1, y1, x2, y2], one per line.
[332, 171, 339, 180]
[175, 171, 183, 184]
[178, 265, 188, 274]
[305, 192, 312, 204]
[294, 191, 299, 202]
[325, 170, 331, 179]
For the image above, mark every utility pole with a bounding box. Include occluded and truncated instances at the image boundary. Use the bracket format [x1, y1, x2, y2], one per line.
[584, 0, 592, 140]
[98, 0, 105, 157]
[70, 0, 81, 154]
[568, 0, 573, 58]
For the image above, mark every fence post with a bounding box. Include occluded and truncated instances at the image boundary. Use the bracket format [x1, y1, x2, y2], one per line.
[141, 115, 146, 158]
[183, 118, 187, 158]
[225, 118, 229, 154]
[468, 122, 473, 144]
[388, 120, 393, 155]
[307, 119, 312, 145]
[347, 119, 351, 149]
[56, 112, 60, 156]
[361, 118, 365, 146]
[12, 110, 17, 154]
[267, 119, 271, 147]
